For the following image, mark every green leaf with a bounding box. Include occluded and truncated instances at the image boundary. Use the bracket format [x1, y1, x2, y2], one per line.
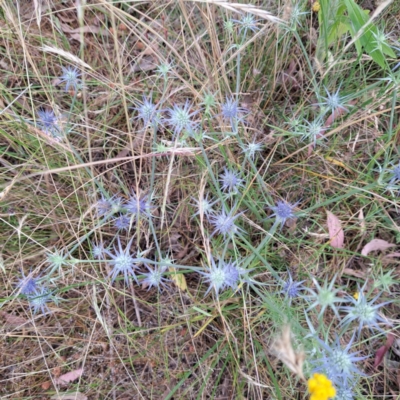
[343, 0, 395, 69]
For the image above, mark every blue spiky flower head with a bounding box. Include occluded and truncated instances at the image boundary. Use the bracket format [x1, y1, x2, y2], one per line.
[28, 286, 53, 314]
[156, 61, 173, 79]
[219, 168, 244, 194]
[126, 191, 152, 219]
[209, 207, 243, 238]
[17, 269, 39, 295]
[191, 194, 217, 218]
[270, 200, 299, 228]
[91, 241, 104, 259]
[279, 271, 305, 304]
[242, 140, 264, 160]
[299, 117, 326, 146]
[305, 274, 345, 318]
[132, 95, 160, 128]
[59, 66, 82, 93]
[220, 97, 246, 132]
[201, 256, 228, 297]
[233, 13, 260, 34]
[104, 236, 140, 285]
[37, 108, 60, 137]
[141, 265, 168, 291]
[200, 91, 218, 115]
[388, 162, 400, 185]
[165, 100, 199, 137]
[97, 194, 112, 216]
[222, 260, 244, 290]
[224, 19, 235, 33]
[340, 285, 392, 335]
[318, 85, 350, 119]
[314, 333, 367, 385]
[114, 214, 130, 231]
[46, 248, 70, 275]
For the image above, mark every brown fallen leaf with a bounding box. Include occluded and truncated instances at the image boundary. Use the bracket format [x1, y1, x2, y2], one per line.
[0, 311, 30, 328]
[374, 333, 395, 368]
[342, 268, 368, 280]
[41, 381, 51, 390]
[361, 239, 396, 257]
[54, 368, 84, 385]
[326, 211, 344, 249]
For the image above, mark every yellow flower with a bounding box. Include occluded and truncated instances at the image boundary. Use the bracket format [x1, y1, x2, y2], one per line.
[353, 291, 359, 300]
[308, 373, 336, 400]
[312, 1, 321, 12]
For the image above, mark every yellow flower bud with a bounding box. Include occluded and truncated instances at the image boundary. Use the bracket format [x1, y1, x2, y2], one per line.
[312, 2, 321, 12]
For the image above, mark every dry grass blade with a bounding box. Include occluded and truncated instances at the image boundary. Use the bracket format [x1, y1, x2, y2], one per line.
[187, 0, 283, 24]
[271, 325, 305, 381]
[38, 45, 93, 70]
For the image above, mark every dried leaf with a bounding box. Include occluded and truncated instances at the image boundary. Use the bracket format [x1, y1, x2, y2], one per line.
[0, 311, 30, 328]
[168, 267, 187, 291]
[361, 239, 396, 256]
[39, 45, 92, 70]
[54, 368, 84, 385]
[326, 211, 344, 249]
[374, 333, 395, 368]
[130, 57, 156, 73]
[42, 381, 51, 390]
[383, 252, 400, 258]
[342, 268, 368, 279]
[358, 209, 366, 234]
[50, 393, 87, 400]
[33, 0, 42, 26]
[271, 325, 305, 380]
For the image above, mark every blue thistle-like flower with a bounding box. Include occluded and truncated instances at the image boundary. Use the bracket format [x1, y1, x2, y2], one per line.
[279, 271, 305, 303]
[319, 86, 350, 119]
[46, 249, 69, 274]
[233, 13, 260, 34]
[201, 257, 229, 297]
[191, 194, 217, 218]
[104, 236, 141, 285]
[109, 195, 124, 215]
[132, 95, 160, 127]
[305, 274, 345, 318]
[222, 260, 243, 290]
[242, 140, 264, 160]
[28, 286, 53, 314]
[388, 162, 400, 185]
[114, 214, 130, 231]
[334, 382, 355, 400]
[91, 241, 104, 259]
[339, 286, 392, 334]
[209, 207, 243, 238]
[141, 265, 168, 291]
[37, 108, 60, 137]
[224, 19, 235, 33]
[59, 66, 82, 93]
[126, 191, 152, 219]
[270, 200, 298, 228]
[220, 97, 246, 132]
[298, 117, 326, 146]
[165, 100, 198, 136]
[219, 168, 244, 194]
[288, 3, 309, 30]
[314, 334, 367, 384]
[200, 91, 218, 115]
[97, 194, 112, 216]
[17, 270, 39, 295]
[156, 61, 173, 79]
